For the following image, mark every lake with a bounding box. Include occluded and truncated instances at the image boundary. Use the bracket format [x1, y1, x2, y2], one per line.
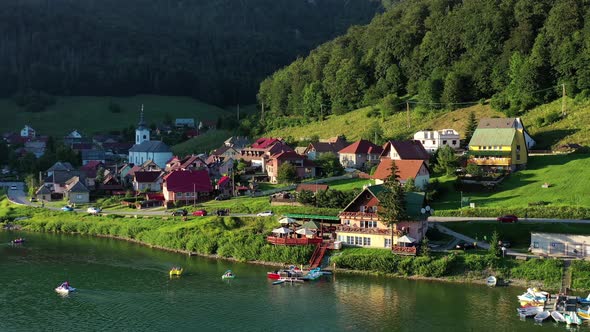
[0, 231, 582, 331]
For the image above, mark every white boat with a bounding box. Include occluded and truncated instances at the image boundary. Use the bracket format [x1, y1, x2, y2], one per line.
[517, 293, 546, 303]
[551, 311, 566, 323]
[517, 306, 543, 318]
[534, 311, 550, 322]
[55, 286, 76, 294]
[486, 276, 497, 287]
[526, 288, 549, 298]
[565, 312, 582, 325]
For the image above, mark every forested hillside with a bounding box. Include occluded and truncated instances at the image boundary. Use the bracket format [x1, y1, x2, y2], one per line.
[0, 0, 385, 105]
[257, 0, 590, 131]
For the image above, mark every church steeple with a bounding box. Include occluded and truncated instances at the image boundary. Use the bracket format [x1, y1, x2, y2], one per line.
[135, 104, 150, 144]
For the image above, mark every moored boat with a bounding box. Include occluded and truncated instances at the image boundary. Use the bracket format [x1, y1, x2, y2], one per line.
[551, 311, 566, 323]
[486, 276, 497, 287]
[55, 282, 75, 294]
[577, 307, 590, 320]
[565, 312, 582, 325]
[578, 293, 590, 305]
[517, 306, 543, 318]
[169, 267, 183, 277]
[222, 270, 235, 279]
[534, 311, 550, 322]
[11, 238, 25, 244]
[301, 268, 323, 281]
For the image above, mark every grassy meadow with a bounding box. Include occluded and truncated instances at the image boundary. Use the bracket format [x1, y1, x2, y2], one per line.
[432, 154, 590, 210]
[0, 95, 231, 137]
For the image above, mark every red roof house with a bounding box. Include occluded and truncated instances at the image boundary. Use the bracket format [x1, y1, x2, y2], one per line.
[338, 140, 383, 170]
[162, 169, 213, 203]
[372, 158, 430, 190]
[265, 151, 316, 184]
[381, 140, 430, 163]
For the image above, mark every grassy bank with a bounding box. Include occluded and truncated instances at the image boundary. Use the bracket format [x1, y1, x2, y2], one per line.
[330, 248, 566, 290]
[197, 195, 341, 216]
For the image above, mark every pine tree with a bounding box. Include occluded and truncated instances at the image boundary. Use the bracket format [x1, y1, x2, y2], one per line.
[488, 230, 501, 257]
[464, 111, 477, 146]
[377, 161, 407, 248]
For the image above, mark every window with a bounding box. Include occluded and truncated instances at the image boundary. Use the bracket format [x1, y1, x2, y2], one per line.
[452, 140, 456, 145]
[421, 140, 425, 144]
[363, 237, 371, 246]
[76, 194, 82, 200]
[516, 154, 520, 161]
[177, 192, 183, 198]
[516, 145, 521, 152]
[143, 135, 147, 139]
[344, 220, 350, 226]
[384, 238, 392, 248]
[442, 140, 447, 145]
[533, 242, 539, 248]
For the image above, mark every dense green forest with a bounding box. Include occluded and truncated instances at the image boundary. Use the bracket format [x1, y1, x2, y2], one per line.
[0, 0, 386, 106]
[257, 0, 590, 131]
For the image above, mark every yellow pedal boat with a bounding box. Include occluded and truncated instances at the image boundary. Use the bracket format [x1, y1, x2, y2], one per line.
[169, 267, 183, 277]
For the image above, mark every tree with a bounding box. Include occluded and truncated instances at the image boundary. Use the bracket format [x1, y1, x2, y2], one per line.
[297, 190, 315, 205]
[488, 230, 501, 257]
[316, 153, 344, 177]
[404, 177, 417, 192]
[377, 161, 407, 248]
[466, 163, 483, 177]
[302, 82, 326, 121]
[433, 146, 458, 176]
[95, 167, 106, 184]
[236, 159, 248, 173]
[277, 162, 297, 184]
[464, 111, 477, 145]
[380, 94, 403, 117]
[420, 236, 430, 257]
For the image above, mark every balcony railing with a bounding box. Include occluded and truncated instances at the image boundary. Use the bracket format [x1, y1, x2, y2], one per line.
[392, 245, 417, 255]
[338, 211, 380, 220]
[470, 157, 512, 166]
[266, 236, 323, 246]
[335, 225, 392, 235]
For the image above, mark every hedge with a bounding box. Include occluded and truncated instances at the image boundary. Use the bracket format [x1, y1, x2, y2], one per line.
[435, 206, 590, 219]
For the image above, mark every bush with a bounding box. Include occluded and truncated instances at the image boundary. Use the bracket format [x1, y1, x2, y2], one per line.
[510, 258, 563, 288]
[434, 206, 590, 220]
[571, 260, 590, 290]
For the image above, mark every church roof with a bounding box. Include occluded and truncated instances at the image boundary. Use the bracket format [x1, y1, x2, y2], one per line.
[129, 141, 171, 153]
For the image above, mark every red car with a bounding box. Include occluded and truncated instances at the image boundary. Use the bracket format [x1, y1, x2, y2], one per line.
[497, 214, 518, 223]
[192, 209, 207, 216]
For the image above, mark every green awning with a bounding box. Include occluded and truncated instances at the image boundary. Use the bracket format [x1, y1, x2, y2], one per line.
[283, 213, 340, 221]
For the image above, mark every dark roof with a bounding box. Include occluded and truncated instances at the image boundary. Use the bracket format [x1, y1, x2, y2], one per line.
[44, 170, 85, 185]
[36, 186, 51, 195]
[339, 140, 383, 155]
[345, 185, 424, 218]
[163, 170, 213, 193]
[211, 145, 231, 156]
[295, 184, 329, 192]
[47, 162, 74, 172]
[67, 178, 89, 193]
[129, 140, 171, 153]
[382, 140, 430, 160]
[134, 171, 162, 183]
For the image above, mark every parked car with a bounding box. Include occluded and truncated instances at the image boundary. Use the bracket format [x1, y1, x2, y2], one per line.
[500, 240, 511, 248]
[497, 214, 518, 223]
[215, 194, 230, 201]
[10, 185, 17, 190]
[29, 197, 38, 202]
[87, 207, 101, 214]
[256, 211, 274, 217]
[171, 209, 188, 216]
[192, 209, 207, 216]
[455, 242, 476, 250]
[61, 206, 74, 212]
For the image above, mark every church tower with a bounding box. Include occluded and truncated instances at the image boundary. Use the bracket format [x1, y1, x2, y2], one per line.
[136, 105, 150, 145]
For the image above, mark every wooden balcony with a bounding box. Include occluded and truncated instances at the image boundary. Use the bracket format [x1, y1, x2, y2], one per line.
[338, 211, 380, 220]
[470, 157, 512, 166]
[266, 236, 323, 246]
[392, 245, 417, 255]
[335, 225, 393, 235]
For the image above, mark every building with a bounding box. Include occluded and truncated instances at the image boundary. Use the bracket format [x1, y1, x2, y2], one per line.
[372, 159, 430, 190]
[128, 106, 173, 168]
[224, 136, 250, 149]
[530, 232, 590, 258]
[175, 118, 195, 128]
[477, 117, 535, 149]
[380, 140, 430, 163]
[336, 185, 426, 254]
[265, 151, 316, 184]
[20, 125, 36, 139]
[304, 136, 349, 160]
[64, 176, 90, 204]
[413, 129, 460, 153]
[338, 140, 383, 169]
[467, 122, 528, 171]
[162, 169, 213, 205]
[24, 141, 46, 158]
[133, 171, 163, 192]
[35, 185, 52, 202]
[81, 149, 106, 165]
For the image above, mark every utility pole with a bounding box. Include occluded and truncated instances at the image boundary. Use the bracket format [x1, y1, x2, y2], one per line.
[261, 102, 264, 122]
[237, 104, 240, 121]
[320, 104, 323, 122]
[406, 101, 411, 128]
[193, 183, 196, 207]
[561, 83, 567, 117]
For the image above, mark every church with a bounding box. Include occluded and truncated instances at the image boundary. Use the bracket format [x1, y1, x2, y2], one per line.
[128, 106, 173, 168]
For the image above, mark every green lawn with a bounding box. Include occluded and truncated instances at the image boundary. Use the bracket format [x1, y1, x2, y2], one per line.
[196, 195, 340, 216]
[443, 221, 590, 249]
[327, 178, 374, 191]
[0, 95, 231, 137]
[172, 129, 232, 155]
[432, 154, 590, 210]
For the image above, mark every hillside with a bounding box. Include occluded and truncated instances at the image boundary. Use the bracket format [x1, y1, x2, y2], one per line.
[0, 0, 384, 105]
[0, 95, 231, 137]
[266, 97, 590, 150]
[258, 0, 590, 133]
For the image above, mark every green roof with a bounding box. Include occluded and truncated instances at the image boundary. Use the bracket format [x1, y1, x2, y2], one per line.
[468, 128, 516, 146]
[283, 213, 340, 221]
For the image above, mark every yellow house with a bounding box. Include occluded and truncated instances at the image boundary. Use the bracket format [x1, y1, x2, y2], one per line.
[336, 185, 426, 254]
[467, 127, 528, 171]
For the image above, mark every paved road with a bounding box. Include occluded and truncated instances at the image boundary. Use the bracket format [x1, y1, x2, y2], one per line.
[428, 216, 590, 224]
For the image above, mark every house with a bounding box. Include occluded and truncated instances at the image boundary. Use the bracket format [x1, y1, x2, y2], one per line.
[224, 136, 250, 149]
[206, 155, 234, 179]
[336, 185, 426, 253]
[64, 130, 87, 146]
[64, 176, 90, 204]
[295, 183, 329, 193]
[238, 138, 293, 169]
[128, 107, 173, 168]
[338, 140, 383, 170]
[304, 136, 349, 160]
[166, 154, 208, 172]
[413, 129, 460, 153]
[216, 175, 233, 197]
[35, 185, 52, 202]
[81, 149, 106, 165]
[265, 151, 316, 184]
[20, 125, 36, 139]
[467, 122, 528, 171]
[477, 117, 535, 149]
[133, 171, 163, 192]
[80, 160, 104, 190]
[24, 141, 46, 158]
[162, 169, 213, 205]
[175, 118, 195, 128]
[100, 173, 125, 194]
[47, 161, 75, 177]
[530, 232, 590, 258]
[372, 159, 430, 190]
[210, 145, 240, 160]
[380, 140, 430, 164]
